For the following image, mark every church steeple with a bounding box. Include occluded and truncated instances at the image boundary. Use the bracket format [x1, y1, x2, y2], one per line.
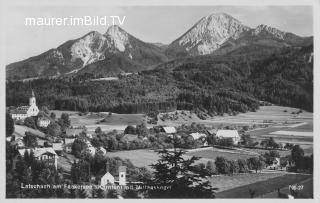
[29, 89, 36, 106]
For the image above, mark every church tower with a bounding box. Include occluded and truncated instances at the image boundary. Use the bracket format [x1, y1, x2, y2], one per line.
[29, 90, 36, 106]
[119, 166, 126, 186]
[27, 89, 39, 117]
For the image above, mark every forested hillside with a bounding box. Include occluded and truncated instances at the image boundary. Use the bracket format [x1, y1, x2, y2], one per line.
[6, 45, 313, 115]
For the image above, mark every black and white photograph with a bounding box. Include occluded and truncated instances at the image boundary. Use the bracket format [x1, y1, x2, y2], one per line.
[1, 0, 319, 200]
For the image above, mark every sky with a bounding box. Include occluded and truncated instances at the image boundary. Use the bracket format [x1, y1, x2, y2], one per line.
[3, 4, 313, 64]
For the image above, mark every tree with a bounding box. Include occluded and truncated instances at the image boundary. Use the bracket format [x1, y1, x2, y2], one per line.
[124, 125, 136, 135]
[206, 161, 216, 175]
[291, 145, 304, 169]
[240, 134, 257, 147]
[136, 123, 148, 137]
[237, 159, 249, 173]
[247, 157, 265, 173]
[47, 122, 61, 137]
[263, 150, 280, 165]
[24, 117, 37, 129]
[260, 137, 279, 149]
[228, 160, 240, 174]
[23, 132, 38, 148]
[6, 112, 14, 137]
[284, 143, 294, 150]
[58, 113, 71, 130]
[95, 127, 102, 135]
[145, 148, 217, 198]
[215, 156, 230, 174]
[72, 139, 88, 158]
[50, 112, 56, 120]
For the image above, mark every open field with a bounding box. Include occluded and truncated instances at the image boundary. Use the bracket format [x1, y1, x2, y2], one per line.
[52, 110, 147, 132]
[13, 124, 45, 138]
[107, 149, 160, 170]
[186, 148, 257, 161]
[209, 173, 286, 192]
[215, 174, 312, 198]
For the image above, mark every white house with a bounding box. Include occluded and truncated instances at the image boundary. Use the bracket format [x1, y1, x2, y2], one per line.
[15, 147, 58, 169]
[190, 132, 207, 140]
[216, 130, 240, 144]
[10, 90, 39, 120]
[162, 126, 177, 134]
[97, 147, 107, 155]
[100, 172, 115, 185]
[37, 117, 51, 127]
[64, 138, 75, 145]
[100, 166, 127, 187]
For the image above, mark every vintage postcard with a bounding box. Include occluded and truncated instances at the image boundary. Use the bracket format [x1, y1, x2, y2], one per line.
[1, 0, 319, 201]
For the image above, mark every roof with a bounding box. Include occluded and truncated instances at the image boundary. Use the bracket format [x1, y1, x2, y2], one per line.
[52, 143, 63, 151]
[18, 147, 57, 157]
[216, 130, 239, 138]
[33, 148, 57, 157]
[207, 129, 217, 135]
[190, 132, 206, 140]
[64, 138, 75, 144]
[66, 128, 83, 136]
[10, 107, 29, 114]
[123, 134, 138, 142]
[162, 126, 177, 134]
[38, 117, 50, 122]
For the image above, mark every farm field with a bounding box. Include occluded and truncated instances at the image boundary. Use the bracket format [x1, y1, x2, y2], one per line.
[107, 149, 160, 170]
[215, 174, 312, 198]
[209, 173, 286, 192]
[52, 110, 147, 132]
[186, 148, 257, 161]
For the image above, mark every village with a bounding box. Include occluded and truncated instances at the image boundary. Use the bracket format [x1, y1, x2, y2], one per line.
[6, 90, 313, 198]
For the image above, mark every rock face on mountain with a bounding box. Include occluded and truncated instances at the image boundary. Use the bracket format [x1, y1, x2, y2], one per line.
[166, 13, 312, 58]
[6, 13, 312, 80]
[6, 25, 168, 80]
[166, 13, 250, 57]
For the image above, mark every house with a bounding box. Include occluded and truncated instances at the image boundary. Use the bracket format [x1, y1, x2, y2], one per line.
[207, 129, 217, 136]
[269, 157, 280, 170]
[52, 143, 63, 155]
[64, 143, 73, 153]
[161, 126, 177, 134]
[64, 138, 75, 145]
[10, 90, 39, 120]
[100, 166, 127, 187]
[65, 128, 83, 137]
[14, 147, 58, 169]
[97, 147, 107, 155]
[100, 172, 115, 185]
[37, 117, 51, 128]
[86, 146, 96, 156]
[10, 137, 25, 149]
[190, 132, 207, 140]
[216, 130, 240, 144]
[86, 133, 93, 139]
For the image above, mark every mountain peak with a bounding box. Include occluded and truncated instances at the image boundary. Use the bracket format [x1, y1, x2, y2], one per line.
[105, 25, 130, 52]
[253, 24, 286, 40]
[170, 12, 249, 55]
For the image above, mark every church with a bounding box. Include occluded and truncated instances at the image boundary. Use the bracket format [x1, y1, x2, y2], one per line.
[10, 90, 39, 120]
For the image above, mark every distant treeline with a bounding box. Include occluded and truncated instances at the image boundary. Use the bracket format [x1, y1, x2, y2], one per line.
[6, 45, 313, 114]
